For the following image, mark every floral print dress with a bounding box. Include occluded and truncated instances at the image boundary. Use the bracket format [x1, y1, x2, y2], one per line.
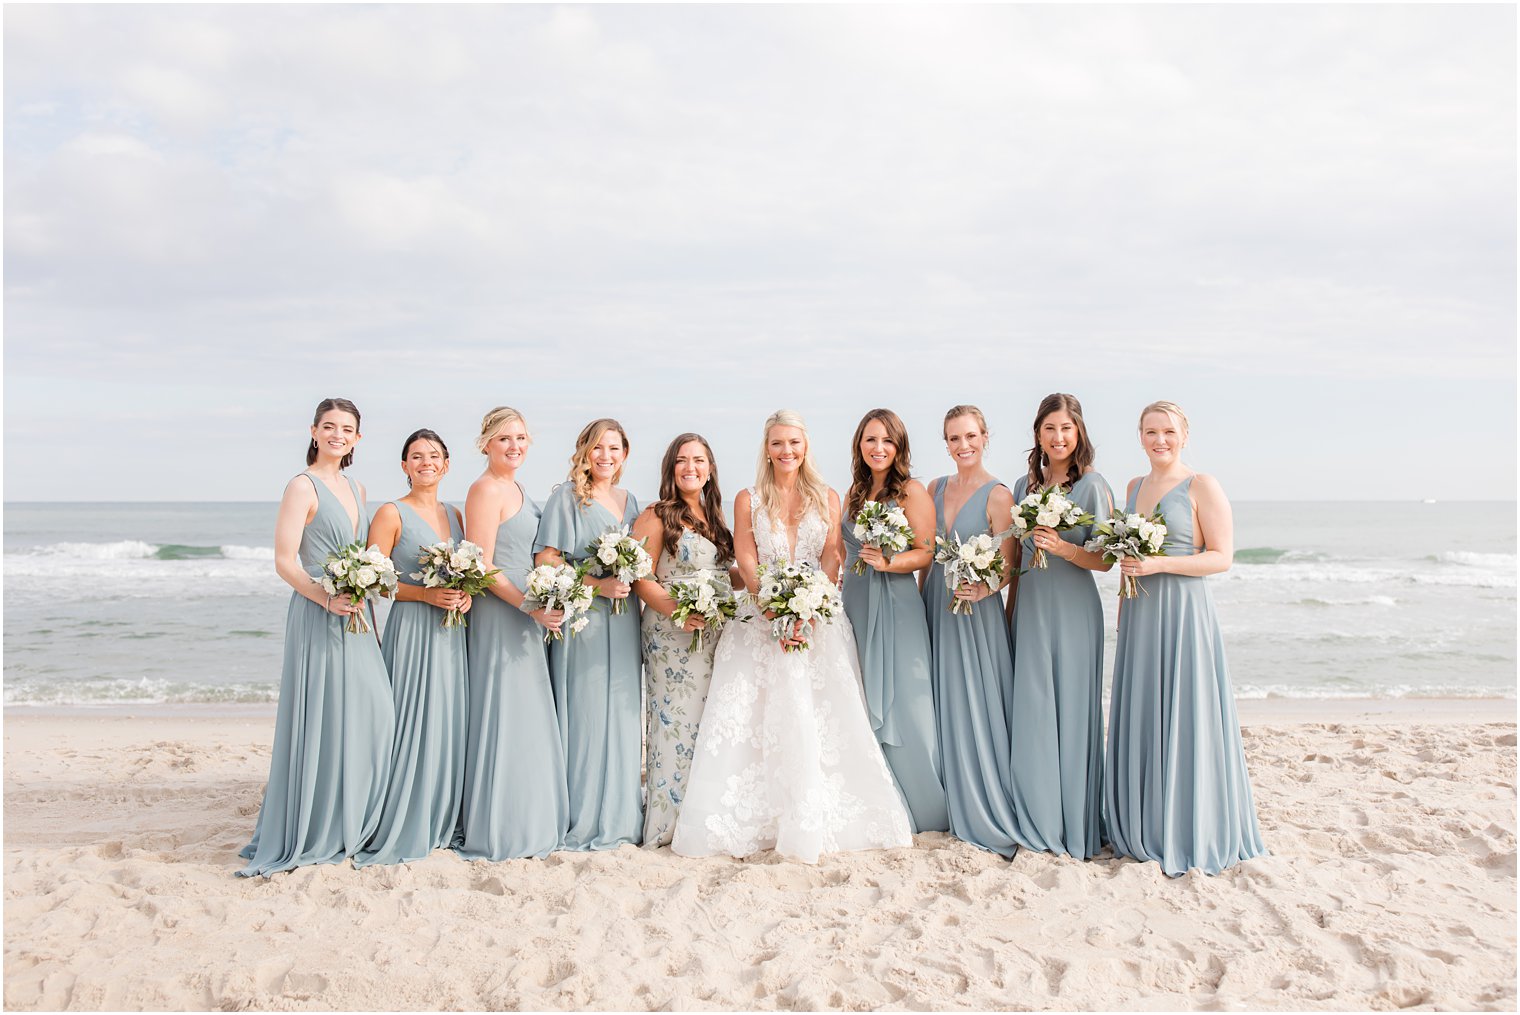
[640, 528, 732, 847]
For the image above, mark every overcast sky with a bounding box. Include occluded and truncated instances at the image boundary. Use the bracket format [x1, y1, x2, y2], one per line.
[5, 5, 1514, 504]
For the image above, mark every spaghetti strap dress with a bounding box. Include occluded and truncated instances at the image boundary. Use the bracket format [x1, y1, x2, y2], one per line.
[1104, 475, 1267, 876]
[456, 487, 570, 860]
[922, 478, 1020, 859]
[355, 502, 469, 867]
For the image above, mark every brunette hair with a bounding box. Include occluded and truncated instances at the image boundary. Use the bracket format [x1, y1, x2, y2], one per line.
[476, 405, 529, 455]
[653, 434, 735, 564]
[845, 408, 913, 518]
[754, 410, 831, 527]
[942, 404, 990, 441]
[400, 428, 449, 489]
[1026, 393, 1094, 492]
[306, 397, 361, 468]
[568, 418, 630, 507]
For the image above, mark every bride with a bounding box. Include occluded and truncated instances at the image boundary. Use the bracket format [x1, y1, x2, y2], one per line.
[671, 410, 913, 863]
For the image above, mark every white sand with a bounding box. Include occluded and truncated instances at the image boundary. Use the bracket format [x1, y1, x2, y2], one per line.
[4, 701, 1515, 1011]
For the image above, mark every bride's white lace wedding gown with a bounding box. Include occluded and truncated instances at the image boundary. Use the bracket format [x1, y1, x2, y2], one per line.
[670, 489, 913, 863]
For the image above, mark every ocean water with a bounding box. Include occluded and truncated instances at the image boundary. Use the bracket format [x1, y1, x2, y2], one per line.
[3, 500, 1514, 706]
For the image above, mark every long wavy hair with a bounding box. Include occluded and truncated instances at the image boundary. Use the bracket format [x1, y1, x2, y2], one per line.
[754, 409, 831, 529]
[845, 408, 913, 518]
[568, 418, 630, 507]
[653, 433, 735, 564]
[306, 397, 361, 468]
[1026, 393, 1094, 491]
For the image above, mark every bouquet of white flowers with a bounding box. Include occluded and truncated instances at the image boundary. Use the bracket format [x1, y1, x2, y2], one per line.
[751, 560, 842, 652]
[1010, 485, 1095, 569]
[520, 561, 597, 641]
[585, 525, 654, 615]
[411, 539, 500, 629]
[933, 531, 1008, 615]
[667, 569, 741, 652]
[314, 541, 400, 634]
[850, 500, 915, 575]
[1084, 509, 1168, 599]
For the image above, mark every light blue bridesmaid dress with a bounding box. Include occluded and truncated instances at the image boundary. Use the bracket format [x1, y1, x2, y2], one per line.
[238, 474, 394, 877]
[922, 478, 1020, 858]
[456, 486, 570, 860]
[841, 505, 950, 833]
[1104, 474, 1267, 876]
[1006, 471, 1114, 859]
[533, 483, 644, 850]
[354, 502, 469, 867]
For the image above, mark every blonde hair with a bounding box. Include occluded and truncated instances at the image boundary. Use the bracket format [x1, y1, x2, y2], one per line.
[1138, 400, 1190, 439]
[754, 409, 831, 531]
[943, 404, 990, 441]
[476, 406, 530, 455]
[568, 418, 629, 507]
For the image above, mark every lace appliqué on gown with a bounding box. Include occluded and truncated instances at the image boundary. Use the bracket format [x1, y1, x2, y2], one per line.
[671, 489, 912, 863]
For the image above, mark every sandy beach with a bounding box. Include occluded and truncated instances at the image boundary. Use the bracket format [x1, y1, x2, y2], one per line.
[4, 700, 1514, 1011]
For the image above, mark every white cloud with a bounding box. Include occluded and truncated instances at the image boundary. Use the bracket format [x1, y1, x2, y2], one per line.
[2, 4, 1514, 499]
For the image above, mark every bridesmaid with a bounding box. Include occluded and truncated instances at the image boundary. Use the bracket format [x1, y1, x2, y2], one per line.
[354, 429, 470, 867]
[921, 405, 1021, 858]
[533, 419, 644, 850]
[841, 409, 949, 834]
[1105, 400, 1266, 876]
[631, 433, 738, 847]
[455, 406, 570, 860]
[238, 398, 394, 877]
[1005, 394, 1115, 859]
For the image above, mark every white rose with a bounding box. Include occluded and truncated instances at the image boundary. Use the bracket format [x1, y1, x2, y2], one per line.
[355, 566, 378, 588]
[974, 551, 996, 570]
[1036, 509, 1061, 527]
[332, 559, 349, 577]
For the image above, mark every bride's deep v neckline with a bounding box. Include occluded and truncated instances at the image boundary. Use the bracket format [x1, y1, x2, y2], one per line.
[753, 489, 824, 565]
